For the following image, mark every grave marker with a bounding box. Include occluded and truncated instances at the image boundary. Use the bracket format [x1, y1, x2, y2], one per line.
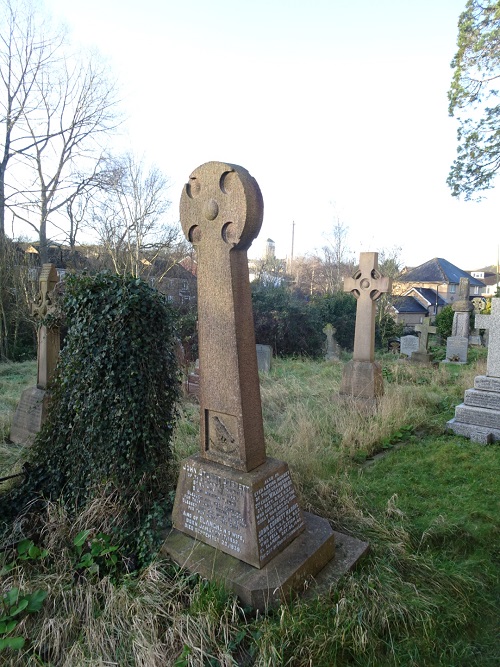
[448, 298, 500, 443]
[413, 317, 437, 363]
[340, 252, 391, 401]
[323, 323, 339, 361]
[443, 277, 472, 364]
[164, 162, 367, 609]
[10, 264, 60, 444]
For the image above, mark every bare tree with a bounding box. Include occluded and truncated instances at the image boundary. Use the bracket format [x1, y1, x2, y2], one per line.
[0, 0, 61, 238]
[320, 217, 353, 293]
[89, 154, 181, 277]
[12, 54, 118, 261]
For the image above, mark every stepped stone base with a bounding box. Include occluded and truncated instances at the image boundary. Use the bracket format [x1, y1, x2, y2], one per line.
[163, 514, 368, 611]
[9, 386, 48, 444]
[447, 375, 500, 444]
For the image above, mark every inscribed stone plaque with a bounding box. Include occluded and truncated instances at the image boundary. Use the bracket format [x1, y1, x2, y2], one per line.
[400, 335, 419, 358]
[172, 456, 305, 568]
[256, 344, 272, 372]
[445, 336, 468, 363]
[464, 388, 500, 411]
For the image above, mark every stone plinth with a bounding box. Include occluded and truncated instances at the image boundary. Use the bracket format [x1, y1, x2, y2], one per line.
[9, 387, 49, 445]
[447, 374, 500, 443]
[172, 455, 305, 568]
[163, 514, 369, 611]
[339, 360, 384, 400]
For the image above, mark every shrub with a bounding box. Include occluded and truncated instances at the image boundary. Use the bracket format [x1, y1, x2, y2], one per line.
[251, 284, 323, 357]
[1, 273, 180, 565]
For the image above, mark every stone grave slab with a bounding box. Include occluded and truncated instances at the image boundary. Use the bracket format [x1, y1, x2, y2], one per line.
[400, 335, 419, 358]
[256, 344, 273, 372]
[9, 387, 49, 445]
[445, 336, 469, 364]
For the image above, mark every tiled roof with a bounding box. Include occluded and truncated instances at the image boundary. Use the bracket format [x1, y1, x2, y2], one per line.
[391, 296, 428, 314]
[397, 258, 484, 287]
[406, 287, 447, 307]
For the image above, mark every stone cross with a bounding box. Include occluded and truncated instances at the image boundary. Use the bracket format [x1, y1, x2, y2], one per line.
[323, 323, 337, 360]
[414, 317, 437, 354]
[343, 252, 392, 362]
[32, 264, 60, 389]
[476, 298, 500, 377]
[180, 161, 266, 473]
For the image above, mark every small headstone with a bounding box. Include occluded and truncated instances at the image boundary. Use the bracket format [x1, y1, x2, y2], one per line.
[340, 252, 392, 404]
[447, 298, 500, 443]
[400, 335, 419, 358]
[413, 317, 436, 363]
[256, 344, 273, 372]
[323, 324, 340, 361]
[162, 162, 365, 609]
[10, 264, 60, 444]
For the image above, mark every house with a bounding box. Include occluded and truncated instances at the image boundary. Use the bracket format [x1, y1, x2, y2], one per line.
[390, 257, 485, 330]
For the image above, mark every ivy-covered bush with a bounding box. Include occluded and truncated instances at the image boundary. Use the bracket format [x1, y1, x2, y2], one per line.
[1, 273, 180, 564]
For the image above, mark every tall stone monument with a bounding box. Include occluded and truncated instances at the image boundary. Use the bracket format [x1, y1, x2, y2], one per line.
[10, 264, 60, 444]
[445, 277, 472, 364]
[340, 252, 392, 401]
[163, 162, 367, 609]
[447, 298, 500, 443]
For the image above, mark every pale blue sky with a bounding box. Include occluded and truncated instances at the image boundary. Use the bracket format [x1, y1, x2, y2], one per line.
[42, 0, 499, 270]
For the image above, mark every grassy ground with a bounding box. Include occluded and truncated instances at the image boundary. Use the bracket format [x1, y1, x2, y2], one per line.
[1, 352, 499, 666]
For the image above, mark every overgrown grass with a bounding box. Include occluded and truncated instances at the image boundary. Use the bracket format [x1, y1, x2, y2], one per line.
[1, 352, 499, 666]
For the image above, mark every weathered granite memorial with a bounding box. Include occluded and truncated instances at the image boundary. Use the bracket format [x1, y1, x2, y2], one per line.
[10, 264, 60, 444]
[340, 252, 392, 402]
[163, 161, 368, 609]
[256, 344, 273, 372]
[400, 335, 419, 359]
[445, 278, 472, 364]
[412, 317, 437, 364]
[323, 323, 340, 361]
[447, 298, 500, 443]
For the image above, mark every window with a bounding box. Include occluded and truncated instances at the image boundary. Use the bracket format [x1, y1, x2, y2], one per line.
[473, 286, 480, 295]
[449, 284, 456, 294]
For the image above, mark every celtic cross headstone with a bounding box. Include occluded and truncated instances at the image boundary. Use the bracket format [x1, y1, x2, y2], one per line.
[164, 162, 343, 609]
[340, 252, 392, 401]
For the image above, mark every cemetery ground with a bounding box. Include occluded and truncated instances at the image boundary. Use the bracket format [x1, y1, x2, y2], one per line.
[0, 352, 499, 666]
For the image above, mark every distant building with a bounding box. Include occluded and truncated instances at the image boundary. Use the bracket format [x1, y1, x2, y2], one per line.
[390, 257, 485, 330]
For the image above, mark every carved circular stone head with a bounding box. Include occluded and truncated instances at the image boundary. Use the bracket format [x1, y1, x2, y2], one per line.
[180, 161, 264, 251]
